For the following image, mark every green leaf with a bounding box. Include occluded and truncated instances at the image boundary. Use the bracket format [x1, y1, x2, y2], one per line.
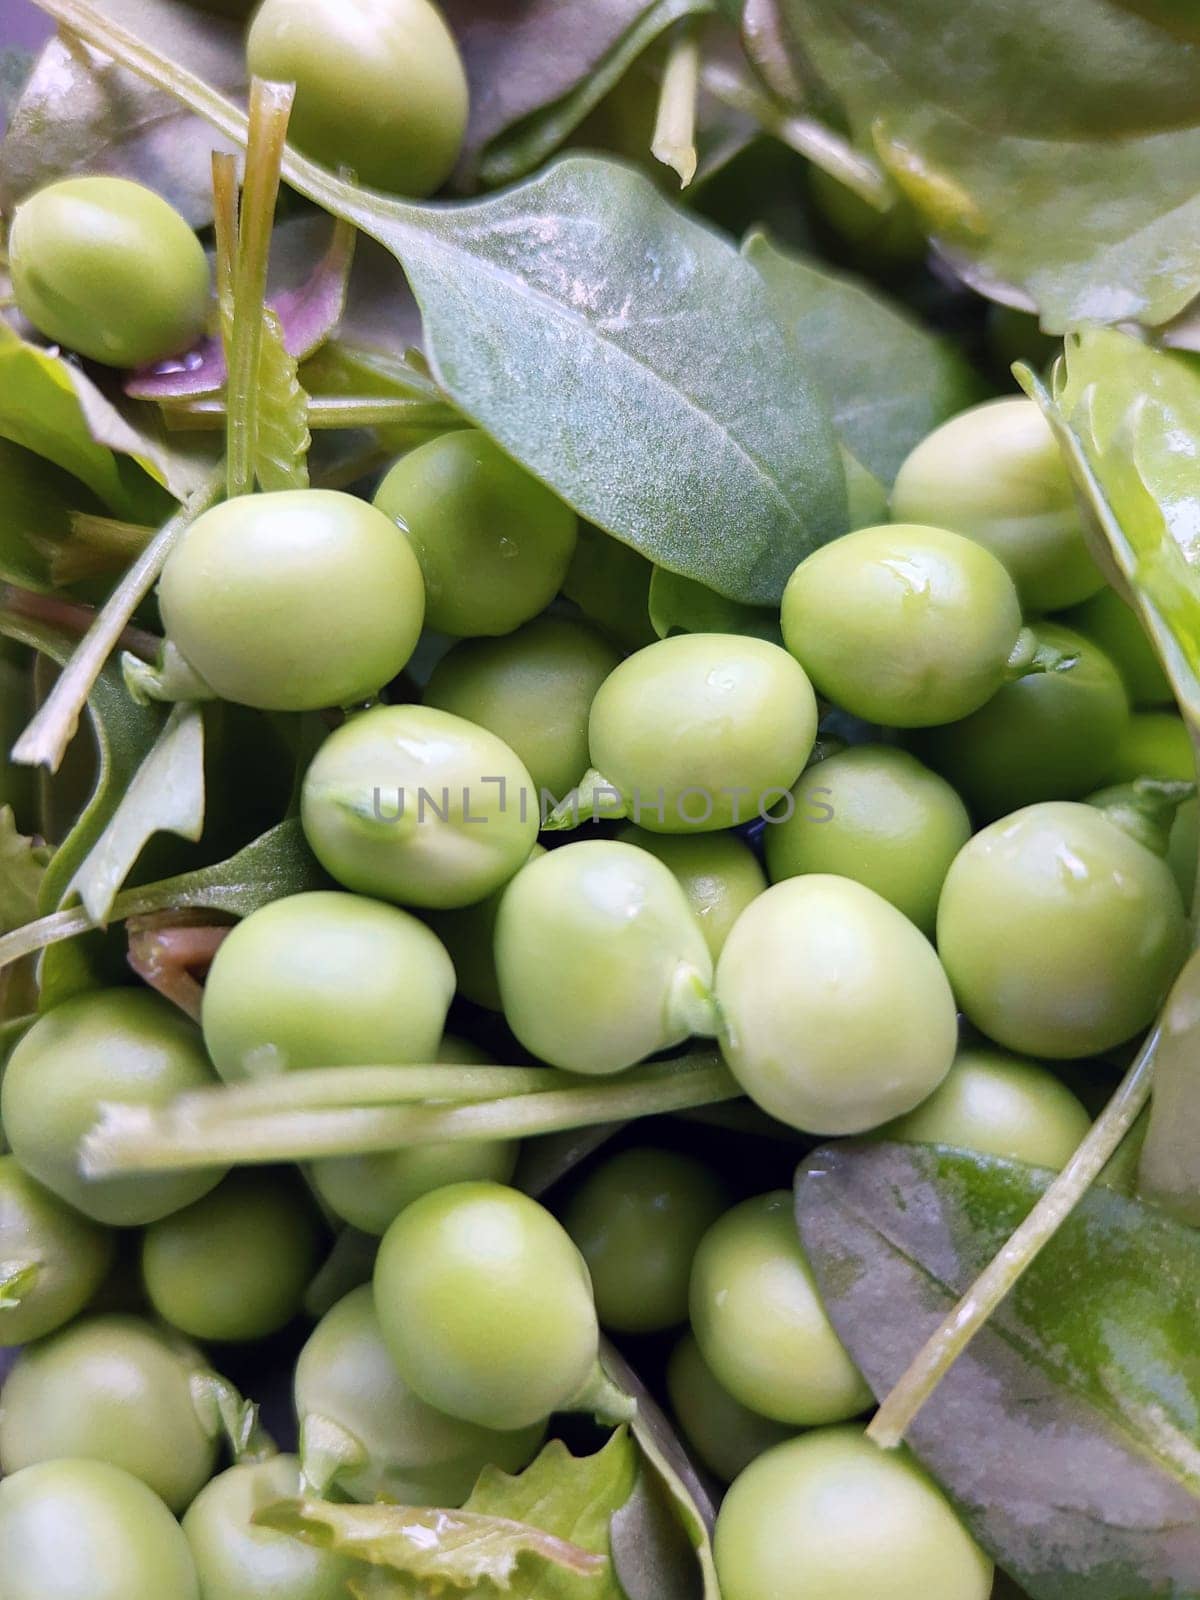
[796, 1141, 1200, 1600]
[67, 702, 206, 926]
[258, 1431, 635, 1597]
[743, 229, 985, 485]
[0, 0, 245, 226]
[0, 807, 51, 936]
[254, 310, 311, 491]
[775, 0, 1200, 330]
[446, 0, 713, 190]
[648, 566, 781, 642]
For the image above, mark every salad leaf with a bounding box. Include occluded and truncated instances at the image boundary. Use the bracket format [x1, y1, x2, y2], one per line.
[0, 808, 51, 935]
[445, 0, 712, 190]
[795, 1141, 1200, 1600]
[773, 0, 1200, 330]
[0, 0, 244, 225]
[744, 229, 985, 484]
[252, 310, 311, 491]
[0, 439, 103, 593]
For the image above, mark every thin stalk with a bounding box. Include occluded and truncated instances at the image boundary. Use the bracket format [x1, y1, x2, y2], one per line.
[160, 395, 459, 432]
[80, 1055, 740, 1175]
[174, 1062, 585, 1117]
[226, 79, 294, 497]
[652, 24, 701, 188]
[10, 466, 224, 772]
[868, 1029, 1159, 1449]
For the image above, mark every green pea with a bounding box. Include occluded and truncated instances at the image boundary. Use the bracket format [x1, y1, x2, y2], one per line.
[938, 801, 1188, 1058]
[182, 1455, 359, 1600]
[878, 1046, 1092, 1168]
[615, 826, 767, 959]
[142, 1168, 324, 1342]
[374, 1182, 600, 1431]
[689, 1192, 871, 1426]
[914, 623, 1130, 820]
[201, 891, 455, 1081]
[425, 846, 544, 1011]
[1169, 794, 1199, 912]
[157, 490, 425, 711]
[763, 744, 970, 936]
[666, 1332, 792, 1485]
[9, 176, 210, 368]
[1103, 710, 1193, 785]
[374, 431, 578, 636]
[424, 617, 620, 799]
[782, 523, 1025, 728]
[586, 633, 818, 832]
[715, 876, 958, 1135]
[295, 1284, 545, 1505]
[247, 0, 468, 196]
[494, 840, 716, 1075]
[561, 1147, 729, 1334]
[891, 399, 1102, 613]
[1, 989, 227, 1227]
[713, 1427, 993, 1600]
[301, 704, 539, 909]
[0, 1313, 218, 1511]
[0, 1155, 115, 1346]
[0, 1459, 200, 1600]
[310, 1036, 519, 1236]
[1062, 584, 1173, 706]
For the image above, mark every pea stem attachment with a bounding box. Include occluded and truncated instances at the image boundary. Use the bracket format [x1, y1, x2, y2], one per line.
[867, 1026, 1159, 1449]
[566, 1361, 638, 1427]
[652, 23, 701, 188]
[1005, 625, 1079, 683]
[80, 1054, 740, 1176]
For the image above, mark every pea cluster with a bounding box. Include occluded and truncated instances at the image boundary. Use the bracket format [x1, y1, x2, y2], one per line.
[0, 6, 1193, 1599]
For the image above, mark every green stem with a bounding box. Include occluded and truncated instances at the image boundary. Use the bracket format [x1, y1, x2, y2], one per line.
[80, 1055, 739, 1175]
[160, 395, 459, 432]
[174, 1062, 583, 1117]
[10, 467, 224, 772]
[652, 24, 701, 188]
[867, 1027, 1159, 1449]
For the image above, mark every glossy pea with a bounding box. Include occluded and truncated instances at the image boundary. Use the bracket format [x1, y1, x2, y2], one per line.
[157, 490, 425, 711]
[9, 176, 209, 367]
[666, 1332, 792, 1485]
[715, 876, 958, 1135]
[247, 0, 468, 196]
[301, 704, 539, 909]
[1062, 584, 1174, 706]
[615, 826, 767, 959]
[1, 988, 226, 1226]
[374, 430, 578, 636]
[0, 1313, 218, 1511]
[0, 1155, 115, 1346]
[561, 1147, 729, 1334]
[763, 744, 970, 936]
[201, 891, 455, 1081]
[142, 1168, 324, 1342]
[689, 1192, 871, 1427]
[295, 1284, 545, 1503]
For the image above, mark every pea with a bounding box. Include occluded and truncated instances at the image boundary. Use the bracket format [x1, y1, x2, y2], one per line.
[425, 846, 544, 1011]
[891, 399, 1103, 613]
[157, 490, 425, 711]
[585, 633, 818, 832]
[1169, 794, 1199, 911]
[9, 176, 210, 368]
[715, 876, 958, 1134]
[914, 623, 1130, 820]
[201, 891, 455, 1081]
[310, 1036, 518, 1236]
[374, 430, 578, 636]
[142, 1169, 324, 1342]
[0, 1313, 218, 1511]
[938, 801, 1188, 1058]
[424, 617, 620, 800]
[615, 826, 767, 959]
[0, 1459, 200, 1600]
[247, 0, 468, 196]
[1062, 584, 1173, 706]
[689, 1192, 872, 1426]
[561, 1147, 729, 1334]
[713, 1427, 993, 1600]
[301, 704, 539, 909]
[295, 1285, 544, 1504]
[781, 523, 1024, 728]
[666, 1332, 792, 1485]
[0, 1154, 115, 1346]
[374, 1182, 600, 1431]
[879, 1046, 1092, 1168]
[1, 989, 227, 1227]
[763, 744, 970, 936]
[494, 840, 716, 1075]
[182, 1455, 359, 1600]
[1103, 710, 1193, 785]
